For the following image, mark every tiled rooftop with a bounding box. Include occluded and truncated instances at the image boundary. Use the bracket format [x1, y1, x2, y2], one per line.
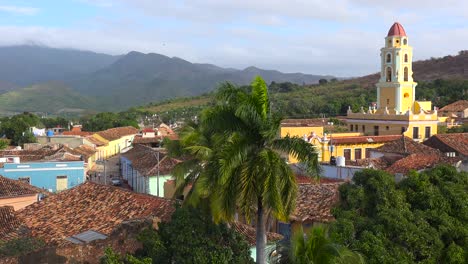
[16, 182, 175, 244]
[439, 100, 468, 112]
[423, 133, 468, 156]
[0, 175, 47, 198]
[0, 146, 59, 162]
[290, 183, 341, 223]
[375, 136, 439, 155]
[330, 135, 402, 145]
[231, 222, 283, 246]
[122, 145, 180, 176]
[85, 136, 108, 146]
[0, 206, 22, 240]
[385, 153, 460, 174]
[97, 126, 139, 141]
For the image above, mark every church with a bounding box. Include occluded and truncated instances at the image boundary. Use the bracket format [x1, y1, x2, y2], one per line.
[346, 22, 438, 142]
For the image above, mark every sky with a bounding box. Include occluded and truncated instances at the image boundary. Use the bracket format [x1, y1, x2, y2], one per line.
[0, 0, 466, 77]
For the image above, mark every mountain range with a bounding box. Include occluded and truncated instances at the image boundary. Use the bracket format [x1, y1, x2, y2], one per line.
[0, 45, 332, 114]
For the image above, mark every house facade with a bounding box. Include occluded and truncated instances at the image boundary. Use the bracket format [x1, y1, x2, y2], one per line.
[120, 145, 180, 197]
[0, 161, 85, 192]
[94, 127, 138, 160]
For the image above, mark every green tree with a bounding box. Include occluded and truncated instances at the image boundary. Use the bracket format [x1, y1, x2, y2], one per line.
[168, 76, 319, 263]
[103, 206, 254, 264]
[0, 113, 41, 145]
[0, 139, 8, 150]
[330, 167, 468, 264]
[269, 226, 364, 264]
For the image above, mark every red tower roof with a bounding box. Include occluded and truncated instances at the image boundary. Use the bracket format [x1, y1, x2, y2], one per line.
[387, 22, 406, 37]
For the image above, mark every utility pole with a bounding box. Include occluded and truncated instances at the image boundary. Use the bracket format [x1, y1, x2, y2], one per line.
[157, 150, 160, 197]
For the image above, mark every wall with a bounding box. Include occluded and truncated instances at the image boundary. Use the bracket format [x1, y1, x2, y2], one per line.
[148, 175, 172, 197]
[0, 161, 85, 192]
[36, 136, 85, 148]
[0, 194, 38, 210]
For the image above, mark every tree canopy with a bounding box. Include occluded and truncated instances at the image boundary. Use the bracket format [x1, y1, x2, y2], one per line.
[330, 166, 468, 264]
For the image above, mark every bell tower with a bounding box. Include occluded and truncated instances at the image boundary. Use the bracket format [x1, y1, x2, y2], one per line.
[376, 22, 417, 114]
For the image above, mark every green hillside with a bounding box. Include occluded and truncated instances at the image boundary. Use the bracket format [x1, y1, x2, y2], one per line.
[0, 82, 98, 115]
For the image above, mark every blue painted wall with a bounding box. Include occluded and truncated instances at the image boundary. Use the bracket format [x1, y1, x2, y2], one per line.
[0, 161, 85, 192]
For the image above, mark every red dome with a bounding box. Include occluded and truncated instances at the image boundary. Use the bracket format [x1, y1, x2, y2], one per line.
[387, 22, 406, 37]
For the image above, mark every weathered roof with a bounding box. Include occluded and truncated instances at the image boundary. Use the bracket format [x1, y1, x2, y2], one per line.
[231, 222, 283, 246]
[16, 182, 175, 244]
[439, 100, 468, 112]
[290, 183, 341, 223]
[62, 131, 93, 137]
[96, 126, 138, 141]
[0, 146, 59, 162]
[122, 145, 180, 176]
[423, 133, 468, 156]
[0, 206, 22, 240]
[375, 136, 439, 155]
[85, 136, 107, 146]
[385, 153, 460, 174]
[0, 175, 46, 198]
[330, 135, 402, 145]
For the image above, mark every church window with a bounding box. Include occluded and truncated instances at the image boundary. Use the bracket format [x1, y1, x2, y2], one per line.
[404, 54, 408, 62]
[404, 93, 409, 98]
[386, 99, 390, 105]
[386, 53, 391, 63]
[386, 67, 392, 82]
[404, 67, 408, 81]
[403, 38, 407, 45]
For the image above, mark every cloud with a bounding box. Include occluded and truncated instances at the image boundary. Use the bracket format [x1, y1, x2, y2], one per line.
[0, 0, 467, 76]
[0, 5, 39, 15]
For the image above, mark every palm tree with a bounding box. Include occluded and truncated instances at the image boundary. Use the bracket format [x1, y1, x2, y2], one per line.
[269, 225, 365, 264]
[167, 76, 319, 263]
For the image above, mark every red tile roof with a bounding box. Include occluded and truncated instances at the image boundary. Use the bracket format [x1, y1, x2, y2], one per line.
[16, 182, 176, 244]
[387, 22, 406, 37]
[0, 175, 46, 198]
[231, 222, 283, 246]
[439, 100, 468, 112]
[330, 135, 402, 145]
[0, 206, 22, 240]
[290, 183, 341, 223]
[97, 126, 138, 141]
[122, 145, 180, 176]
[385, 153, 460, 174]
[375, 136, 440, 155]
[0, 146, 61, 162]
[423, 133, 468, 156]
[85, 136, 107, 146]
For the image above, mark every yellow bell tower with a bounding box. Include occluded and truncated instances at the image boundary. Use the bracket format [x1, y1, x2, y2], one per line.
[376, 22, 416, 114]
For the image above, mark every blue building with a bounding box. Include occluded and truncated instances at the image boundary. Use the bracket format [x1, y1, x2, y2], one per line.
[0, 161, 85, 192]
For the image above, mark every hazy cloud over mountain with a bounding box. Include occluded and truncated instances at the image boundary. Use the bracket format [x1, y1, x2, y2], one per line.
[0, 0, 466, 76]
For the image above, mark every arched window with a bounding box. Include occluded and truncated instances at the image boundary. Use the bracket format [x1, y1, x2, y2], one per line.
[386, 53, 391, 63]
[404, 54, 408, 63]
[386, 67, 392, 82]
[404, 67, 408, 81]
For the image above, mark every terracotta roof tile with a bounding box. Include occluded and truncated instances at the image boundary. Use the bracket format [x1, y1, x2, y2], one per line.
[231, 222, 283, 246]
[0, 206, 22, 240]
[375, 136, 440, 155]
[16, 182, 176, 244]
[290, 183, 341, 223]
[62, 131, 93, 136]
[423, 133, 468, 156]
[0, 146, 60, 162]
[439, 100, 468, 112]
[122, 145, 181, 176]
[385, 153, 460, 174]
[330, 135, 402, 145]
[85, 136, 107, 146]
[97, 126, 138, 141]
[0, 175, 46, 198]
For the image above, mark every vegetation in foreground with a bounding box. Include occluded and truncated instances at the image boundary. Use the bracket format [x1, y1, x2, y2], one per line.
[330, 166, 468, 264]
[101, 206, 254, 264]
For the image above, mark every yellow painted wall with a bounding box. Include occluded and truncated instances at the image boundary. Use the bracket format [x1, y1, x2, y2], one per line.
[414, 101, 432, 113]
[379, 87, 395, 109]
[401, 86, 414, 112]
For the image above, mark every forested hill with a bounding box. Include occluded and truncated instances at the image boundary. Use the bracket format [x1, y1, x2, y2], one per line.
[344, 50, 468, 88]
[134, 51, 468, 123]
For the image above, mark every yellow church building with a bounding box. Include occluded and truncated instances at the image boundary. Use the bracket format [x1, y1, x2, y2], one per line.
[346, 22, 438, 142]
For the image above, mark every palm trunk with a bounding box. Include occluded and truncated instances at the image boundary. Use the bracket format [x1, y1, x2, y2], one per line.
[256, 197, 266, 264]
